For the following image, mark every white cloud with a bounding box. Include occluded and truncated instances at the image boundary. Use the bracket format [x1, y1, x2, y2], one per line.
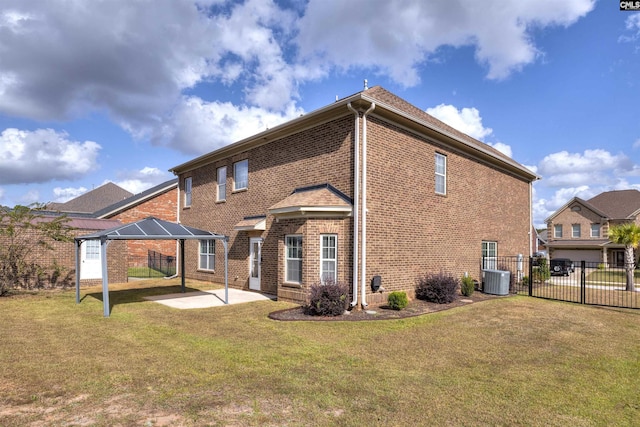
[112, 167, 173, 194]
[296, 0, 595, 83]
[52, 186, 88, 203]
[426, 104, 493, 140]
[487, 142, 513, 158]
[153, 96, 304, 156]
[538, 149, 633, 181]
[0, 128, 101, 185]
[618, 12, 640, 43]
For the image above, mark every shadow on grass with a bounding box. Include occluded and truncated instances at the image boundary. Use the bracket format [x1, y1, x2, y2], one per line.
[84, 285, 204, 314]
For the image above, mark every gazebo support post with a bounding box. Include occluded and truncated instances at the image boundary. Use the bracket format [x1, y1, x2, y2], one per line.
[75, 239, 81, 304]
[223, 237, 229, 304]
[180, 239, 185, 293]
[101, 237, 110, 317]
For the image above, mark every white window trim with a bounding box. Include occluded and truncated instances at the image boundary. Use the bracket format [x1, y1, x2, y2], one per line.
[435, 153, 447, 195]
[184, 177, 192, 207]
[554, 224, 562, 238]
[199, 240, 215, 271]
[320, 234, 337, 283]
[482, 241, 498, 270]
[233, 159, 248, 191]
[285, 235, 303, 284]
[590, 224, 600, 238]
[572, 224, 581, 238]
[217, 166, 227, 202]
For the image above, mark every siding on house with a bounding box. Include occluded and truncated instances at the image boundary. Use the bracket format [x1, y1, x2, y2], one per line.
[171, 86, 537, 306]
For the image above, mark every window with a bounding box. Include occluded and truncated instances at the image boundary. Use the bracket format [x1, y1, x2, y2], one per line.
[85, 240, 100, 260]
[591, 224, 600, 238]
[435, 153, 447, 195]
[184, 177, 192, 207]
[572, 224, 581, 238]
[199, 240, 215, 271]
[234, 159, 248, 191]
[554, 224, 563, 238]
[285, 235, 302, 283]
[482, 241, 497, 270]
[320, 234, 337, 283]
[217, 166, 226, 201]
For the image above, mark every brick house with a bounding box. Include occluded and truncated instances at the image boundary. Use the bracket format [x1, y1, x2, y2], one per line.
[95, 179, 178, 267]
[170, 86, 538, 307]
[545, 189, 640, 266]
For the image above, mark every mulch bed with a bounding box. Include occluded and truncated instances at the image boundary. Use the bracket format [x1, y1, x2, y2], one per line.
[269, 291, 510, 321]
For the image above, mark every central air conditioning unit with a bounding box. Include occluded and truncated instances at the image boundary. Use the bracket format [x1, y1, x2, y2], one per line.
[482, 269, 510, 295]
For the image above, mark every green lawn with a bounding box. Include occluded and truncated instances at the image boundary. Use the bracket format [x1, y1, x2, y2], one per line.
[1, 279, 639, 426]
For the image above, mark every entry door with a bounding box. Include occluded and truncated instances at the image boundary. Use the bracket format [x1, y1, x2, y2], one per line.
[249, 238, 262, 290]
[615, 250, 625, 268]
[81, 240, 102, 279]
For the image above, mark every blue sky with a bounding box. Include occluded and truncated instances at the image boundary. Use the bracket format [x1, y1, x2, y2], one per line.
[0, 0, 638, 227]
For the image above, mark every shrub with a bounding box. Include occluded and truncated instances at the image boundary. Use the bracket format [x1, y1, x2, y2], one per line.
[387, 291, 408, 310]
[305, 280, 349, 316]
[532, 258, 550, 283]
[415, 271, 459, 304]
[461, 275, 475, 297]
[521, 275, 530, 287]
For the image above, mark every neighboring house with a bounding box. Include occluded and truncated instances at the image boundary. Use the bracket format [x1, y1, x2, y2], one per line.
[95, 179, 178, 262]
[170, 86, 538, 307]
[533, 228, 547, 254]
[545, 189, 640, 266]
[47, 182, 133, 214]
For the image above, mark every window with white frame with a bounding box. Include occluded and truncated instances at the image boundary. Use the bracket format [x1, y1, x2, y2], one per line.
[482, 241, 497, 270]
[233, 159, 248, 191]
[435, 153, 447, 195]
[285, 235, 302, 284]
[320, 234, 337, 283]
[591, 224, 600, 238]
[85, 240, 100, 260]
[572, 224, 581, 238]
[217, 166, 226, 201]
[199, 240, 215, 271]
[554, 224, 562, 238]
[184, 177, 192, 207]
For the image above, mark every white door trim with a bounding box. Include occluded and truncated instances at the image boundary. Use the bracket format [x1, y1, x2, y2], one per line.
[249, 238, 262, 291]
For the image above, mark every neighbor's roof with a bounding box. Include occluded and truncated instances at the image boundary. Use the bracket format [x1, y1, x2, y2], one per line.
[587, 189, 640, 219]
[76, 216, 226, 241]
[47, 182, 133, 214]
[94, 178, 178, 219]
[170, 86, 538, 182]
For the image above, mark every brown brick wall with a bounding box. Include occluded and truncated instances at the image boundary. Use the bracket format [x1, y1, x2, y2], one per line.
[547, 202, 607, 242]
[178, 111, 532, 306]
[108, 188, 178, 264]
[1, 226, 128, 287]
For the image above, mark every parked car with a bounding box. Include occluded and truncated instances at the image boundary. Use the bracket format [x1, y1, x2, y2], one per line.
[550, 258, 575, 276]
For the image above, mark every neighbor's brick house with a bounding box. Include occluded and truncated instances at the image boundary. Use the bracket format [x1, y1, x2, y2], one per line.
[545, 189, 640, 266]
[170, 86, 538, 307]
[95, 179, 178, 265]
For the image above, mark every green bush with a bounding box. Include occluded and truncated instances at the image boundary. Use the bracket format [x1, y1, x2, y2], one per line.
[532, 258, 550, 283]
[304, 280, 349, 316]
[415, 271, 459, 304]
[461, 275, 475, 297]
[387, 291, 408, 310]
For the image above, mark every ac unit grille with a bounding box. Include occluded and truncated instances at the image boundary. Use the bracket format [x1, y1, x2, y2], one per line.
[483, 269, 510, 295]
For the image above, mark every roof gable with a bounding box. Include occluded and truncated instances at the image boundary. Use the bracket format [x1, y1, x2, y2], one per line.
[94, 178, 178, 218]
[48, 182, 133, 214]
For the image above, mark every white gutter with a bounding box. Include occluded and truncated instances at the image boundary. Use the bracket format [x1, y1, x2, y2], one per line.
[347, 103, 359, 308]
[360, 102, 376, 309]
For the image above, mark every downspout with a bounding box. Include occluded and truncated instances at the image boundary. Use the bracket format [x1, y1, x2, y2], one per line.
[529, 181, 533, 257]
[360, 102, 376, 309]
[347, 103, 359, 308]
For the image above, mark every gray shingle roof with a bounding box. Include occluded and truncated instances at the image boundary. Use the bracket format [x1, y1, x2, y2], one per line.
[587, 189, 640, 219]
[48, 182, 133, 214]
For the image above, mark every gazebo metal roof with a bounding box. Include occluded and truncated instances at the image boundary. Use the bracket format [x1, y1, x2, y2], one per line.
[74, 217, 229, 317]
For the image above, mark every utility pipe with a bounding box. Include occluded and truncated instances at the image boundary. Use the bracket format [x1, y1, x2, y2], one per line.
[347, 102, 360, 308]
[360, 102, 375, 309]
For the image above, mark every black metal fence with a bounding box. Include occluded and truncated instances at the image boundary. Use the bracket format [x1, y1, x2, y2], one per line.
[482, 256, 640, 310]
[128, 250, 177, 278]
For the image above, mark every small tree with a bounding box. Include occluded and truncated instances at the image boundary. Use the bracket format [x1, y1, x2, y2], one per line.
[609, 222, 640, 292]
[0, 204, 74, 295]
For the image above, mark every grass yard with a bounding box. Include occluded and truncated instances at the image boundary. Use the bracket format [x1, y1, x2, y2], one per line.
[1, 279, 639, 426]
